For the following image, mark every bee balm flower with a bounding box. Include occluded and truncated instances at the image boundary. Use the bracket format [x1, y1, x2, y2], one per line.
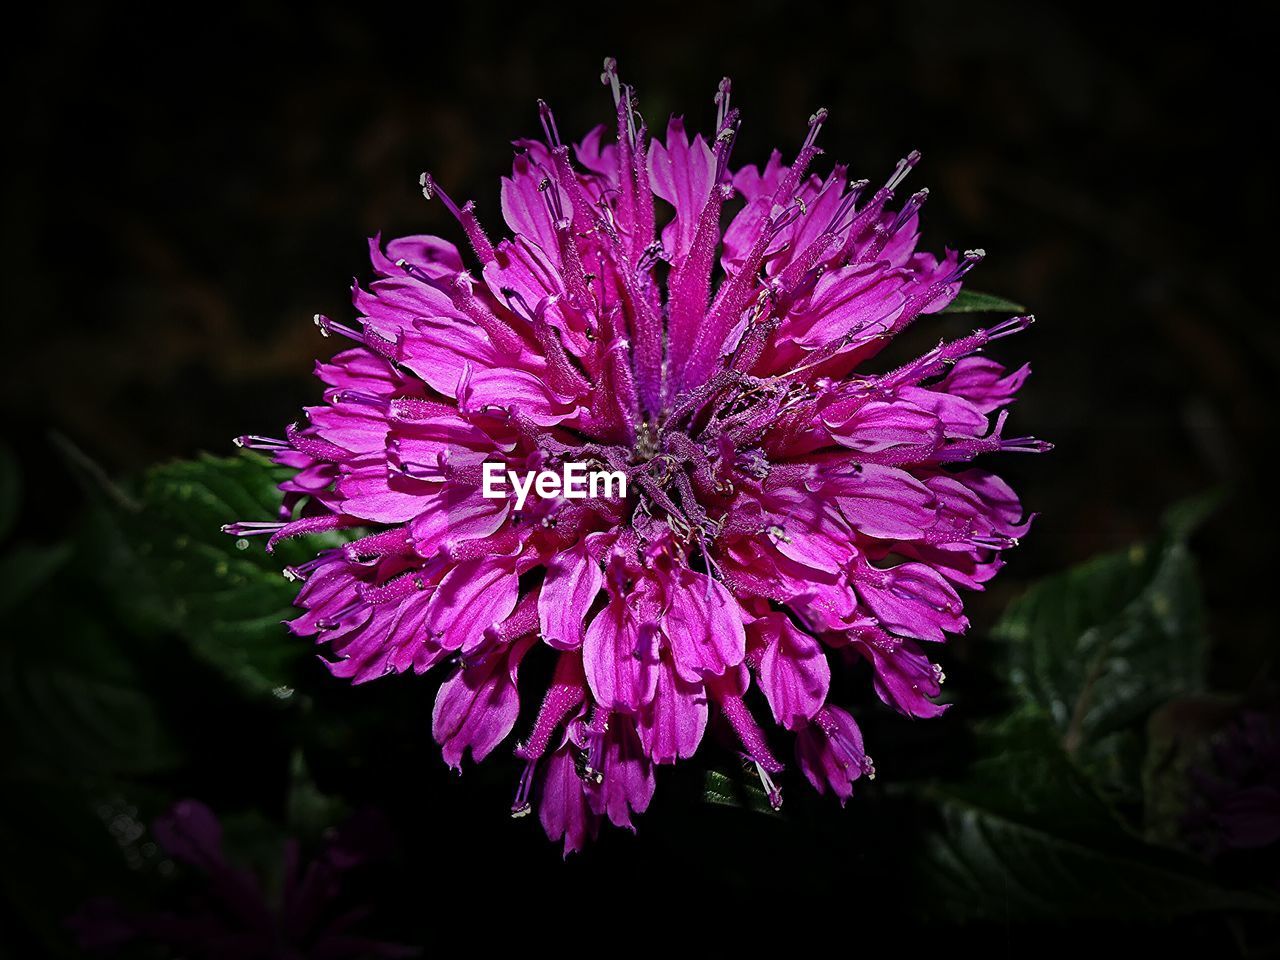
[227, 60, 1047, 852]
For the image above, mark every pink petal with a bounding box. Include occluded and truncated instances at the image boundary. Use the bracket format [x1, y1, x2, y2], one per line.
[583, 597, 659, 710]
[424, 559, 519, 653]
[538, 534, 606, 650]
[432, 636, 534, 768]
[637, 653, 708, 763]
[756, 613, 831, 730]
[663, 571, 746, 683]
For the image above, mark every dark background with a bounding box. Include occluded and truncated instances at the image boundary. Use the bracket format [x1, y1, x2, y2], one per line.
[3, 2, 1276, 957]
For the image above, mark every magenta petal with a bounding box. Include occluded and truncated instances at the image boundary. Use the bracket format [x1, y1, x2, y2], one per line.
[463, 367, 581, 425]
[823, 398, 942, 455]
[756, 613, 831, 730]
[663, 571, 747, 683]
[538, 533, 607, 650]
[583, 597, 659, 711]
[588, 715, 656, 831]
[937, 357, 1031, 413]
[647, 117, 717, 263]
[538, 743, 599, 856]
[399, 317, 504, 398]
[854, 561, 967, 643]
[424, 559, 519, 653]
[828, 464, 936, 540]
[432, 636, 534, 768]
[796, 706, 872, 803]
[857, 638, 950, 719]
[500, 143, 566, 258]
[637, 654, 709, 763]
[899, 385, 990, 440]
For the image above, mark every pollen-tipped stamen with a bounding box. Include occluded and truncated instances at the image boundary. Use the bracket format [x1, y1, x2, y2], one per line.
[420, 172, 496, 264]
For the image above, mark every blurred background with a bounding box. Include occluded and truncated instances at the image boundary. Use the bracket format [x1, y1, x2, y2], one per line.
[3, 2, 1277, 956]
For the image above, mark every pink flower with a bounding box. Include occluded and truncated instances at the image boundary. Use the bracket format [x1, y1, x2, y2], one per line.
[69, 801, 412, 958]
[227, 60, 1047, 853]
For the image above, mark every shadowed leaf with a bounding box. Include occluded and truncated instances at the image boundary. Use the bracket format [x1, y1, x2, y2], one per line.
[130, 453, 348, 698]
[919, 712, 1278, 920]
[703, 768, 782, 817]
[993, 495, 1216, 798]
[941, 289, 1026, 314]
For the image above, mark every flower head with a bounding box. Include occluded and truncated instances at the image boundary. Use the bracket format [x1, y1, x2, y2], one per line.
[228, 60, 1046, 852]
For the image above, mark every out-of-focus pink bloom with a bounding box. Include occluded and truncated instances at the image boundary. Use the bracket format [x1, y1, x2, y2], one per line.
[69, 800, 414, 959]
[1185, 709, 1280, 857]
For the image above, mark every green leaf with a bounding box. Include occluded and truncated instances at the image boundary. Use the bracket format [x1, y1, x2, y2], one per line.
[703, 768, 782, 817]
[993, 498, 1213, 798]
[129, 453, 348, 698]
[918, 712, 1278, 921]
[941, 289, 1026, 314]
